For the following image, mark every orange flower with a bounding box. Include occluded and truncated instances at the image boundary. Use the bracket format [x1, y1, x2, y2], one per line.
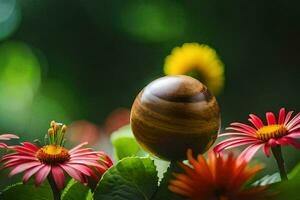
[169, 149, 270, 200]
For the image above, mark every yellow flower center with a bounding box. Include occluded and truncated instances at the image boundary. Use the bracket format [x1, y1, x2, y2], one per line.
[36, 145, 70, 164]
[256, 125, 287, 141]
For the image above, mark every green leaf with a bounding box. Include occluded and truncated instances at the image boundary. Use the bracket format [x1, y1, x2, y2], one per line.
[252, 173, 280, 186]
[0, 181, 52, 200]
[93, 157, 158, 200]
[61, 179, 92, 200]
[86, 191, 94, 200]
[111, 125, 147, 160]
[151, 161, 184, 200]
[272, 163, 300, 200]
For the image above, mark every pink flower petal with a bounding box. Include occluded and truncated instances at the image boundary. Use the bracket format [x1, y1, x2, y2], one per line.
[266, 112, 276, 125]
[237, 143, 263, 163]
[225, 127, 256, 136]
[2, 160, 26, 169]
[69, 142, 88, 154]
[70, 152, 100, 158]
[213, 138, 259, 153]
[0, 138, 14, 141]
[249, 114, 264, 129]
[23, 165, 44, 183]
[1, 153, 18, 161]
[94, 166, 108, 175]
[68, 160, 104, 169]
[2, 155, 38, 161]
[281, 137, 300, 149]
[35, 165, 51, 186]
[59, 164, 84, 183]
[276, 137, 290, 145]
[70, 157, 98, 161]
[9, 162, 41, 176]
[21, 142, 39, 151]
[65, 164, 91, 176]
[218, 132, 257, 138]
[268, 138, 277, 147]
[0, 134, 19, 138]
[99, 153, 113, 167]
[0, 134, 19, 140]
[51, 166, 65, 190]
[65, 163, 99, 180]
[222, 140, 259, 150]
[12, 146, 36, 155]
[263, 143, 271, 157]
[98, 160, 111, 168]
[278, 108, 286, 124]
[284, 111, 294, 125]
[289, 124, 300, 133]
[287, 113, 300, 129]
[69, 148, 92, 155]
[287, 132, 300, 138]
[229, 122, 257, 134]
[0, 143, 7, 148]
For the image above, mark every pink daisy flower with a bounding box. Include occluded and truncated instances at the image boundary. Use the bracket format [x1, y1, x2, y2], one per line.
[0, 134, 19, 148]
[1, 121, 112, 190]
[214, 108, 300, 161]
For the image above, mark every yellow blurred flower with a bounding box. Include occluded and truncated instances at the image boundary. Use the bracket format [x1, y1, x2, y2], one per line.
[164, 43, 224, 94]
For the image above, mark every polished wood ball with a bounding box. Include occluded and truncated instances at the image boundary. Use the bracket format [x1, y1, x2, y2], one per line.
[130, 75, 220, 160]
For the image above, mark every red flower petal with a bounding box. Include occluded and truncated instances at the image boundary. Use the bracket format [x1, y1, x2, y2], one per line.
[266, 112, 276, 125]
[51, 166, 65, 190]
[278, 108, 286, 124]
[35, 165, 51, 186]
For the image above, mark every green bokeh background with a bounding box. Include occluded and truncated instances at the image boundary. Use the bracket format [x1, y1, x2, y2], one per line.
[0, 0, 300, 190]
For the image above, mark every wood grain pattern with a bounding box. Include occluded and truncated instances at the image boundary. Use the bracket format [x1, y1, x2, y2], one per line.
[130, 75, 220, 161]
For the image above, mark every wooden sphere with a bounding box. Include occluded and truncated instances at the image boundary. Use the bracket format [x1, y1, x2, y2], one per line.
[130, 75, 220, 160]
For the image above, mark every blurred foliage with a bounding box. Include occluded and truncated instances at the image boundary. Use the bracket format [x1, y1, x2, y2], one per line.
[110, 125, 146, 160]
[0, 180, 53, 200]
[120, 0, 187, 42]
[0, 41, 40, 114]
[61, 179, 92, 200]
[0, 149, 20, 191]
[272, 163, 300, 200]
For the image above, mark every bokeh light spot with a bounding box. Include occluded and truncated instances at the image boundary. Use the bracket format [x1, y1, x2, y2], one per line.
[0, 0, 21, 40]
[121, 1, 187, 42]
[0, 41, 41, 112]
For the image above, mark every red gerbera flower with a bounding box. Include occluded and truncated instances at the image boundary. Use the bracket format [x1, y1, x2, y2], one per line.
[169, 149, 270, 200]
[0, 134, 19, 148]
[214, 108, 300, 161]
[1, 121, 112, 190]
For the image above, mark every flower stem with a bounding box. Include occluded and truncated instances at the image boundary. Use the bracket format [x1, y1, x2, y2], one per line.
[271, 145, 288, 181]
[48, 175, 61, 200]
[87, 176, 98, 192]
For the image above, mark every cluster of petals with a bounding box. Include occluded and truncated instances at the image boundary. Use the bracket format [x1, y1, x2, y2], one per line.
[1, 142, 112, 190]
[214, 108, 300, 161]
[169, 149, 270, 200]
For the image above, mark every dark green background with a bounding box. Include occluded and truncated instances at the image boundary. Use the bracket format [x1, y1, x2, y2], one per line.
[4, 0, 300, 123]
